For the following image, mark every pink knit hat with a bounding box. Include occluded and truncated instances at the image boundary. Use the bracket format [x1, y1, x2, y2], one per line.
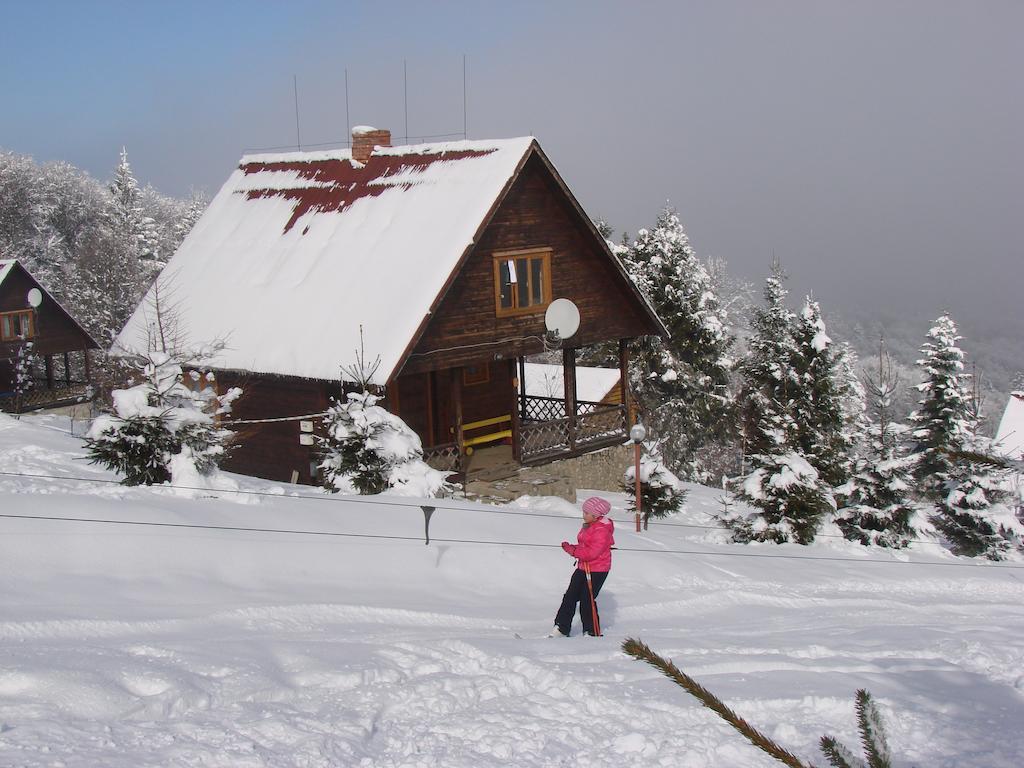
[582, 496, 612, 518]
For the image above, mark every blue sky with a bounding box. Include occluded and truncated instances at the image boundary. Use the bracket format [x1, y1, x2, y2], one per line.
[2, 1, 1021, 349]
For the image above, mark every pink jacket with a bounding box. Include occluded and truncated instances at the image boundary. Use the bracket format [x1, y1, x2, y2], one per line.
[564, 517, 614, 572]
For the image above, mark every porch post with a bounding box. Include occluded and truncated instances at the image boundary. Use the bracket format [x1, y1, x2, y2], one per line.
[509, 359, 521, 463]
[619, 338, 632, 426]
[44, 355, 54, 390]
[563, 347, 577, 451]
[453, 365, 464, 464]
[63, 352, 71, 385]
[518, 356, 527, 423]
[83, 348, 91, 383]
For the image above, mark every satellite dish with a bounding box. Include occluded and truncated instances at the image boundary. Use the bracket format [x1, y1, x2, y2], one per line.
[544, 298, 580, 340]
[26, 288, 42, 308]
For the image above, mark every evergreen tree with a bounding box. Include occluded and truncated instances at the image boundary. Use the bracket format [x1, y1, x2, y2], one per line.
[85, 348, 239, 486]
[730, 265, 833, 543]
[318, 390, 453, 497]
[623, 206, 735, 481]
[835, 340, 917, 547]
[85, 284, 239, 486]
[908, 314, 974, 500]
[108, 147, 160, 279]
[790, 298, 855, 488]
[622, 444, 688, 525]
[737, 262, 797, 456]
[931, 431, 1023, 560]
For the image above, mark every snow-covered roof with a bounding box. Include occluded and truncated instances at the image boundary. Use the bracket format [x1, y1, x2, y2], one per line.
[996, 391, 1024, 460]
[521, 362, 620, 403]
[0, 259, 17, 286]
[115, 138, 537, 384]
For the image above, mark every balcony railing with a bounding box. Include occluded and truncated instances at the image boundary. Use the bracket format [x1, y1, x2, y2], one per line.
[518, 395, 626, 462]
[0, 382, 93, 413]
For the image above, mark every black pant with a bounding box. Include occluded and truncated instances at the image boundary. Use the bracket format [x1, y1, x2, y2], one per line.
[554, 568, 608, 636]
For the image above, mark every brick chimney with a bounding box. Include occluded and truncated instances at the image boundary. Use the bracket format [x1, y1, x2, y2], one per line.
[351, 126, 391, 164]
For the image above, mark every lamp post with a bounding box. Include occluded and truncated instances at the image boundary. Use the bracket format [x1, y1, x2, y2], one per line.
[630, 422, 646, 533]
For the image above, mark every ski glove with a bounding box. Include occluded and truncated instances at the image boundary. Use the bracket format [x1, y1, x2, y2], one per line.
[561, 541, 576, 555]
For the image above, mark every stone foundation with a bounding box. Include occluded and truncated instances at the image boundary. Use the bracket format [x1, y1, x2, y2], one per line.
[464, 444, 632, 503]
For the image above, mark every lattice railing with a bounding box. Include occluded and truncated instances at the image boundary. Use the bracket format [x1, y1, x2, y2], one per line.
[423, 442, 463, 474]
[0, 383, 92, 413]
[521, 395, 566, 423]
[576, 404, 626, 446]
[519, 418, 570, 461]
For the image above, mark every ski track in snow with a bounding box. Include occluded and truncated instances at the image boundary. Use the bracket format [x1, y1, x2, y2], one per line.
[2, 414, 1023, 766]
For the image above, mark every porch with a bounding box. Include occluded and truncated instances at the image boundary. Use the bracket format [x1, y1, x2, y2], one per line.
[0, 349, 93, 414]
[415, 344, 632, 480]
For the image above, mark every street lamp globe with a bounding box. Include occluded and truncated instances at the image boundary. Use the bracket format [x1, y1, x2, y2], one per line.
[629, 423, 646, 444]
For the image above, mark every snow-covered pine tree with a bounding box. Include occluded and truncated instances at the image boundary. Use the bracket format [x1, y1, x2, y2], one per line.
[908, 314, 973, 500]
[85, 348, 239, 485]
[932, 441, 1021, 560]
[317, 331, 454, 497]
[317, 390, 454, 497]
[85, 282, 240, 486]
[835, 339, 918, 547]
[10, 340, 38, 415]
[622, 443, 688, 525]
[730, 265, 833, 543]
[108, 147, 160, 279]
[789, 298, 856, 488]
[623, 206, 735, 481]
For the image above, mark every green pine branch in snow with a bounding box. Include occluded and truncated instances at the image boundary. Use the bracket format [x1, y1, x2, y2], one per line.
[622, 639, 898, 768]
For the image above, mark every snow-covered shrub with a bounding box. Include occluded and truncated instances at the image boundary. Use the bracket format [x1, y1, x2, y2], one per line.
[623, 447, 687, 523]
[85, 351, 239, 486]
[318, 390, 454, 497]
[9, 340, 38, 414]
[931, 438, 1023, 560]
[726, 452, 835, 545]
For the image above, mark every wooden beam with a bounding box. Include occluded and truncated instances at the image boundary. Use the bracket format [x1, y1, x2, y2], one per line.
[563, 347, 577, 451]
[509, 358, 522, 463]
[619, 339, 631, 418]
[453, 365, 464, 458]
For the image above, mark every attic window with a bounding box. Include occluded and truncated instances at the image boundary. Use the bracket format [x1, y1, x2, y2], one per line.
[493, 249, 551, 317]
[0, 310, 34, 341]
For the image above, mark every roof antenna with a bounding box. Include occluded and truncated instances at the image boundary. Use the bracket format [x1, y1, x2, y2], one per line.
[463, 53, 468, 140]
[345, 68, 351, 146]
[403, 59, 409, 144]
[293, 74, 302, 151]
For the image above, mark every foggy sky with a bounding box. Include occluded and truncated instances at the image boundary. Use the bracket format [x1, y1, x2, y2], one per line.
[2, 0, 1020, 347]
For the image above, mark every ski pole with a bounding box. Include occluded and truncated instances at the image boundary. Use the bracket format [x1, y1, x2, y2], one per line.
[584, 562, 601, 637]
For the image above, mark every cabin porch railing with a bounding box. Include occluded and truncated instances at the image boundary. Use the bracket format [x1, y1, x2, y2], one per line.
[0, 382, 93, 413]
[518, 395, 626, 463]
[423, 441, 464, 476]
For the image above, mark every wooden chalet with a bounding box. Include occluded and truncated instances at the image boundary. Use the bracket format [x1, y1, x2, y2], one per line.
[0, 259, 98, 413]
[115, 128, 666, 484]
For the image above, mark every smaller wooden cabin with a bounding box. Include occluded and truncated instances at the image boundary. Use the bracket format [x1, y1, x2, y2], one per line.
[0, 259, 98, 412]
[115, 129, 666, 484]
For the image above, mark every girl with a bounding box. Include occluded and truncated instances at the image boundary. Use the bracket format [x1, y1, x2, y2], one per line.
[551, 496, 614, 637]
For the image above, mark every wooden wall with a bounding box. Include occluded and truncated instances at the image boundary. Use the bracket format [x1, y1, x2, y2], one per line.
[393, 363, 514, 447]
[400, 153, 655, 377]
[216, 371, 336, 485]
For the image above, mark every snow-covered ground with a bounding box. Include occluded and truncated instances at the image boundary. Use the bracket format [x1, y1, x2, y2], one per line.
[2, 413, 1023, 767]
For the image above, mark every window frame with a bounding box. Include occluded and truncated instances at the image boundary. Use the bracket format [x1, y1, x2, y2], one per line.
[463, 362, 490, 386]
[492, 248, 552, 318]
[0, 310, 35, 342]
